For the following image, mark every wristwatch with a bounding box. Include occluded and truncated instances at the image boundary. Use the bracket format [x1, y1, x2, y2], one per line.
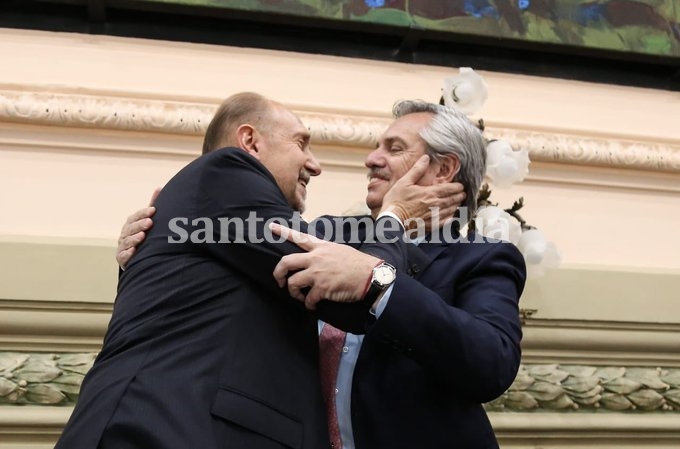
[363, 262, 397, 304]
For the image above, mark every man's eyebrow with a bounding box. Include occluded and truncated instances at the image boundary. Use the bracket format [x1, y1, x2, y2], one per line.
[384, 136, 408, 147]
[292, 132, 311, 145]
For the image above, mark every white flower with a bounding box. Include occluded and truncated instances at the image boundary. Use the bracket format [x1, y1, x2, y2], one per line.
[441, 67, 488, 115]
[517, 229, 562, 276]
[486, 140, 530, 188]
[474, 206, 522, 244]
[517, 229, 546, 264]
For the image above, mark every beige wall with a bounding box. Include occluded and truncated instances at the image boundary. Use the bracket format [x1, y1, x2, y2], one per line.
[1, 27, 680, 448]
[1, 29, 679, 270]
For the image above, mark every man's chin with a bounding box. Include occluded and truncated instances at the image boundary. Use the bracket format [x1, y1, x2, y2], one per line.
[365, 198, 382, 217]
[293, 186, 307, 213]
[295, 197, 306, 214]
[294, 201, 306, 214]
[286, 194, 305, 213]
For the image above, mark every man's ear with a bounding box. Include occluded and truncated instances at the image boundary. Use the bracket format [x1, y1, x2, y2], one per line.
[235, 124, 259, 158]
[434, 155, 461, 183]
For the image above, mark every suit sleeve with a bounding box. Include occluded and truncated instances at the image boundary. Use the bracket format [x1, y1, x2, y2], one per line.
[304, 214, 409, 333]
[368, 242, 525, 402]
[193, 150, 407, 330]
[192, 151, 309, 298]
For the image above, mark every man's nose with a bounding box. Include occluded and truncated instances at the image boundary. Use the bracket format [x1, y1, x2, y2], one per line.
[365, 148, 384, 168]
[306, 152, 322, 176]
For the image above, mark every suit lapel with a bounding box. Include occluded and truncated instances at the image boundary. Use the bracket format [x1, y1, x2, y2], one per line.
[405, 243, 432, 277]
[336, 216, 457, 278]
[407, 241, 449, 278]
[406, 223, 461, 277]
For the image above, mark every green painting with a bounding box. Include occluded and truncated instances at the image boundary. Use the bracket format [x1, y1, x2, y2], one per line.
[143, 0, 680, 58]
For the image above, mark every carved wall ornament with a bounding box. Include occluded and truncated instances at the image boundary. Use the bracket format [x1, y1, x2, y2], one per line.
[2, 352, 680, 412]
[1, 89, 679, 174]
[486, 364, 680, 412]
[0, 90, 212, 135]
[486, 128, 680, 173]
[0, 352, 96, 405]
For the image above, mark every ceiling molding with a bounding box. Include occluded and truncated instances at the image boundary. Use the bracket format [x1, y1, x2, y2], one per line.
[487, 128, 680, 174]
[1, 89, 678, 174]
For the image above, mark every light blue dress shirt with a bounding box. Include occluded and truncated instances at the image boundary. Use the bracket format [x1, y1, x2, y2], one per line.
[317, 284, 392, 449]
[317, 212, 417, 448]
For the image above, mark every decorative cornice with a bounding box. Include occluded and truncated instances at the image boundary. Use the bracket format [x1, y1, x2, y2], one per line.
[1, 89, 679, 174]
[299, 111, 390, 149]
[1, 352, 679, 413]
[0, 90, 211, 136]
[486, 364, 680, 413]
[488, 128, 680, 174]
[0, 352, 95, 406]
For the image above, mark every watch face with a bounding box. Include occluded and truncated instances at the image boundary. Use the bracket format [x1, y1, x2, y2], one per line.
[374, 265, 396, 286]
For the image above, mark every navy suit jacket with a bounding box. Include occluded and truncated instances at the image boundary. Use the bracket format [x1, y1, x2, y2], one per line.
[55, 148, 408, 449]
[346, 225, 526, 449]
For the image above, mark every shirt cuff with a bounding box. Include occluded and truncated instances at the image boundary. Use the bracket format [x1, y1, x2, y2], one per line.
[370, 283, 394, 318]
[376, 211, 404, 228]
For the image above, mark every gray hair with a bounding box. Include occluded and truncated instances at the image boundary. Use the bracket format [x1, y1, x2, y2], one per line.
[393, 100, 486, 217]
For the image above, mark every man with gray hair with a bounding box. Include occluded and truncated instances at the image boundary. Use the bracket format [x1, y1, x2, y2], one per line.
[273, 100, 525, 449]
[364, 100, 487, 228]
[119, 99, 525, 449]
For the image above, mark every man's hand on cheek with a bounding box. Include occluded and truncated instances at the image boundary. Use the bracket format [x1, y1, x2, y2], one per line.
[381, 156, 465, 230]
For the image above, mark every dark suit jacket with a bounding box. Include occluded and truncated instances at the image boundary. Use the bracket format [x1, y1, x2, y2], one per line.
[55, 148, 407, 449]
[347, 225, 526, 449]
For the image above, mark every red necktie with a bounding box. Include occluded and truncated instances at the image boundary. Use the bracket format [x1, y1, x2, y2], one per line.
[319, 323, 346, 449]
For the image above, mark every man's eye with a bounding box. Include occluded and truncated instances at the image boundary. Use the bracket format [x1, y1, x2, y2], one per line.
[389, 147, 403, 153]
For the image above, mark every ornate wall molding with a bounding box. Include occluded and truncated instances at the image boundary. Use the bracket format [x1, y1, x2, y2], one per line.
[1, 89, 678, 174]
[2, 352, 679, 413]
[298, 111, 390, 149]
[487, 364, 680, 413]
[0, 90, 211, 136]
[487, 128, 680, 173]
[0, 353, 95, 406]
